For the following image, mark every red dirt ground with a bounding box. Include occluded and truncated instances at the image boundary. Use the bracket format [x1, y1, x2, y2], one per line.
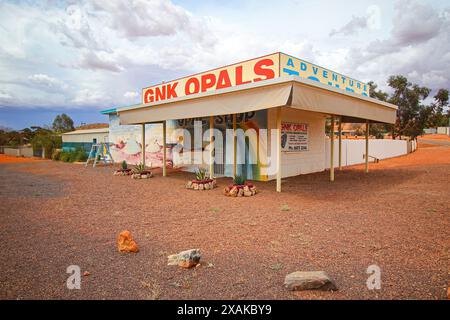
[420, 134, 450, 142]
[0, 145, 449, 300]
[0, 154, 45, 163]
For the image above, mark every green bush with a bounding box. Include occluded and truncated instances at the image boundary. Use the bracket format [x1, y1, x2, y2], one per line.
[75, 149, 88, 162]
[132, 163, 146, 174]
[59, 152, 71, 162]
[195, 167, 208, 181]
[121, 160, 128, 170]
[52, 149, 62, 161]
[56, 149, 87, 163]
[233, 175, 246, 185]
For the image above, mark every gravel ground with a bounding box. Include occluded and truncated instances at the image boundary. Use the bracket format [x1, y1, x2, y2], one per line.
[0, 145, 449, 300]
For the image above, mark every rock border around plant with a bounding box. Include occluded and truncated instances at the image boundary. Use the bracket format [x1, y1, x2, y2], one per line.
[131, 171, 153, 179]
[113, 168, 132, 176]
[224, 184, 257, 197]
[186, 179, 217, 190]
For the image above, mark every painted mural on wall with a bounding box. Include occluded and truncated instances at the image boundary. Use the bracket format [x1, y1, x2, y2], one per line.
[108, 111, 269, 181]
[108, 114, 175, 167]
[171, 111, 269, 181]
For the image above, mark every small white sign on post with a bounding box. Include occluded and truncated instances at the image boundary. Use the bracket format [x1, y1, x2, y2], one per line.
[281, 122, 308, 152]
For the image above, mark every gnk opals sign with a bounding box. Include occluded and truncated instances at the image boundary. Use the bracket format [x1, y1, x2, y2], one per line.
[281, 122, 308, 152]
[142, 53, 280, 104]
[142, 52, 369, 104]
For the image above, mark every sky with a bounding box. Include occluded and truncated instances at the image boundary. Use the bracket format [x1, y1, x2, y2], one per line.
[0, 0, 449, 129]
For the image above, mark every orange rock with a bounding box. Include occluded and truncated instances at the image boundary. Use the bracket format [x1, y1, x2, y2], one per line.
[117, 230, 139, 253]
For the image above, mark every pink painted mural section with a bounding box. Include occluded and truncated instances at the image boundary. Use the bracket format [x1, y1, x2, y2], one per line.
[108, 115, 174, 167]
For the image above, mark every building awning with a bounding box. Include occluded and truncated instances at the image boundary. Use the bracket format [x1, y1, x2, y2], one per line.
[117, 76, 397, 125]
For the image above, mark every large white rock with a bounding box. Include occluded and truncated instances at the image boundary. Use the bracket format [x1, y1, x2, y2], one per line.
[284, 271, 337, 291]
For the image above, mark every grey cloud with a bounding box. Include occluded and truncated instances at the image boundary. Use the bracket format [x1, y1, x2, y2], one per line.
[78, 51, 123, 72]
[330, 15, 368, 36]
[344, 1, 450, 92]
[88, 0, 217, 46]
[51, 3, 109, 52]
[89, 0, 189, 38]
[391, 0, 443, 45]
[28, 74, 68, 91]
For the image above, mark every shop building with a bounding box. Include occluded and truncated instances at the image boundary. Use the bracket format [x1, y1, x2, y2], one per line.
[102, 52, 398, 191]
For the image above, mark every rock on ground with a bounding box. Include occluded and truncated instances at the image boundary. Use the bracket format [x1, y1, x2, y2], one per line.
[167, 249, 201, 268]
[117, 230, 139, 253]
[284, 271, 337, 291]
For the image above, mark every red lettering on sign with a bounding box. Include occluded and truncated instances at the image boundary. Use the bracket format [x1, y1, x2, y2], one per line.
[216, 70, 232, 89]
[144, 88, 154, 104]
[155, 86, 166, 101]
[235, 66, 251, 85]
[167, 82, 178, 99]
[254, 58, 275, 82]
[201, 73, 216, 92]
[185, 77, 200, 95]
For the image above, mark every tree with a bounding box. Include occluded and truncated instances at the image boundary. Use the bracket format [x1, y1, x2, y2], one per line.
[367, 81, 389, 102]
[367, 81, 392, 138]
[387, 75, 431, 139]
[428, 89, 449, 128]
[30, 129, 61, 159]
[52, 113, 74, 133]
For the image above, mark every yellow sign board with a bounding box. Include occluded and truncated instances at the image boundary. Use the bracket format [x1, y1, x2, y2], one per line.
[279, 53, 368, 96]
[142, 52, 369, 104]
[142, 53, 280, 104]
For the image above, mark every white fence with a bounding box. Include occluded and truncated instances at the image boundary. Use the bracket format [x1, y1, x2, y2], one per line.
[2, 146, 34, 158]
[325, 139, 409, 168]
[437, 127, 450, 135]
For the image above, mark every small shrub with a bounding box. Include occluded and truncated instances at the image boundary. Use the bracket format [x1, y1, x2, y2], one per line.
[133, 163, 146, 174]
[56, 149, 86, 162]
[195, 167, 208, 181]
[69, 150, 78, 162]
[233, 175, 246, 185]
[74, 149, 87, 162]
[121, 160, 128, 170]
[59, 152, 71, 162]
[52, 149, 62, 161]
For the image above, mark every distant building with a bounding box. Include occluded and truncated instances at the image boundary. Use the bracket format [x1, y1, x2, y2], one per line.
[62, 127, 109, 153]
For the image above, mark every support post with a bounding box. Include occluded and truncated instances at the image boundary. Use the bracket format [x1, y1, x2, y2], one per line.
[365, 119, 369, 173]
[338, 117, 342, 170]
[330, 116, 335, 182]
[276, 107, 282, 192]
[233, 114, 237, 177]
[209, 116, 214, 179]
[141, 123, 146, 167]
[162, 121, 167, 177]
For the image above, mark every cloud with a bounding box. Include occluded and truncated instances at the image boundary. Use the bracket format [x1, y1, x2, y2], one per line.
[78, 50, 123, 72]
[28, 74, 68, 91]
[0, 90, 12, 100]
[51, 3, 108, 52]
[88, 0, 216, 45]
[124, 91, 139, 99]
[391, 0, 443, 45]
[71, 89, 111, 106]
[0, 0, 448, 116]
[343, 0, 450, 92]
[330, 5, 381, 36]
